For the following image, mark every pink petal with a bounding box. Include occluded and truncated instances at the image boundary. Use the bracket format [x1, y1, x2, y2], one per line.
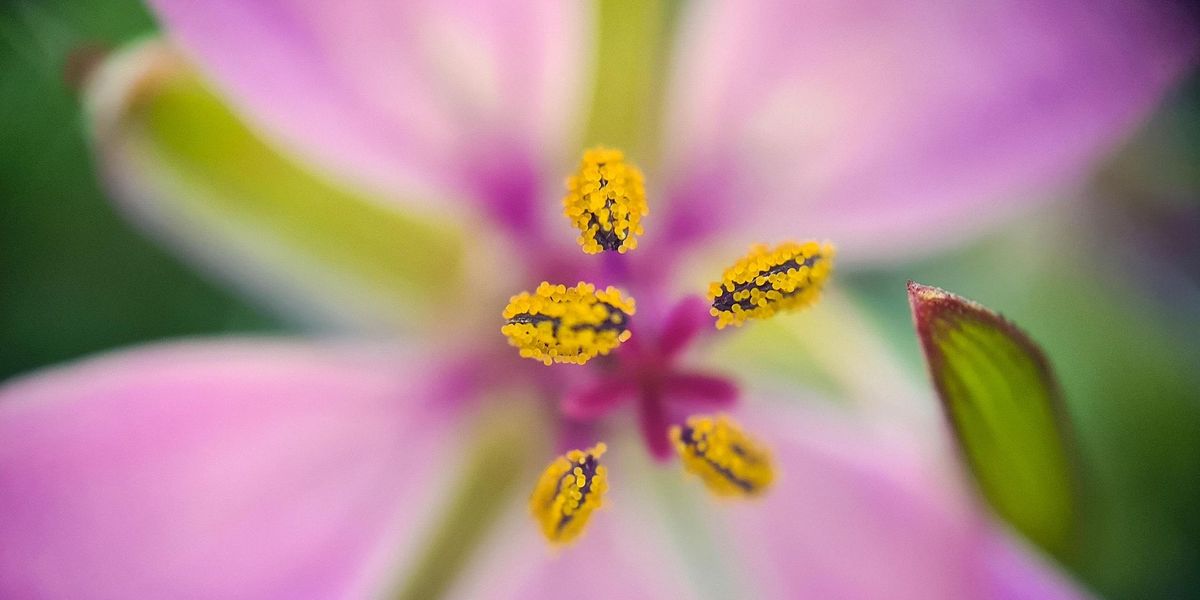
[719, 404, 1086, 598]
[979, 533, 1085, 600]
[660, 0, 1197, 261]
[146, 0, 590, 211]
[0, 339, 464, 599]
[443, 401, 1084, 599]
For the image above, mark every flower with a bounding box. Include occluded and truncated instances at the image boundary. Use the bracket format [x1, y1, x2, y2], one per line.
[3, 0, 1195, 597]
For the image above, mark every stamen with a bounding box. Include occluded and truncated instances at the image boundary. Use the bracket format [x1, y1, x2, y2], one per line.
[670, 415, 774, 497]
[529, 443, 610, 545]
[501, 282, 636, 365]
[706, 241, 835, 329]
[563, 147, 648, 254]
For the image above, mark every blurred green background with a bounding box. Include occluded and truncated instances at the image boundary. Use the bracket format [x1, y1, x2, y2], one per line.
[1, 1, 1198, 598]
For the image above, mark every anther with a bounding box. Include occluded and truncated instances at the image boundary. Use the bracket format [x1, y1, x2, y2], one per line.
[529, 443, 610, 545]
[670, 415, 774, 497]
[501, 282, 636, 365]
[563, 147, 648, 254]
[706, 241, 835, 329]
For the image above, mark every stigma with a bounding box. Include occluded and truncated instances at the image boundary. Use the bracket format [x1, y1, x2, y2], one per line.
[707, 241, 835, 329]
[501, 282, 635, 365]
[563, 147, 648, 254]
[530, 443, 610, 545]
[670, 415, 774, 497]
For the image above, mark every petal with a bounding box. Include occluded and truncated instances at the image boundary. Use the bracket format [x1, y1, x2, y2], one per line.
[462, 401, 1084, 599]
[979, 534, 1084, 600]
[660, 0, 1197, 261]
[146, 0, 591, 211]
[0, 339, 465, 599]
[86, 41, 464, 332]
[716, 403, 1086, 598]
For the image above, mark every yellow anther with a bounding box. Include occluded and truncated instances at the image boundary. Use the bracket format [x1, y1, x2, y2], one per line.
[670, 415, 774, 497]
[501, 282, 636, 365]
[530, 443, 610, 545]
[563, 147, 648, 254]
[706, 241, 835, 329]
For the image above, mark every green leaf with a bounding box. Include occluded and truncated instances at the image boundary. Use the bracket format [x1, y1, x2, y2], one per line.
[908, 281, 1079, 558]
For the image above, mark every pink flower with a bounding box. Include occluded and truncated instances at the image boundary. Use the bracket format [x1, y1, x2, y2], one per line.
[2, 0, 1193, 597]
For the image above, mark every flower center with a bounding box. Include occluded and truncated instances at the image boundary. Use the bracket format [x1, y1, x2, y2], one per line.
[502, 147, 833, 546]
[563, 147, 648, 254]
